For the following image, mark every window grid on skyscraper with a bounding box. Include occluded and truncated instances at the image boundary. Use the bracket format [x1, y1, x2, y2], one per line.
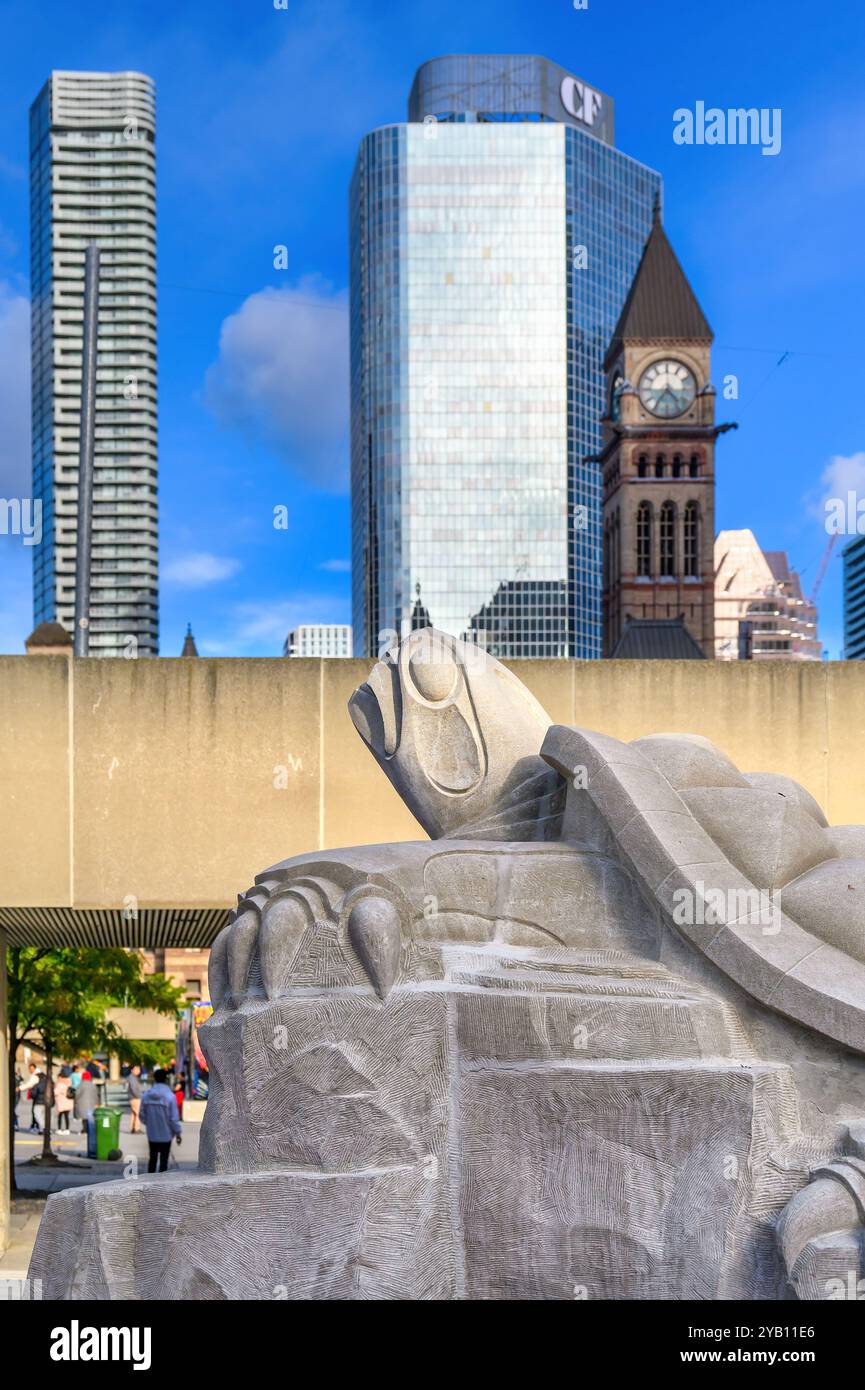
[351, 56, 660, 660]
[29, 70, 158, 656]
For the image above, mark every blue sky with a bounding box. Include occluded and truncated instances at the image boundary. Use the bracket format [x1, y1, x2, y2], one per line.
[0, 0, 862, 656]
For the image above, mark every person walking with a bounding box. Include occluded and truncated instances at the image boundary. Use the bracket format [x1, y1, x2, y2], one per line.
[73, 1069, 99, 1135]
[88, 1060, 108, 1097]
[173, 1072, 186, 1122]
[13, 1070, 26, 1130]
[140, 1069, 182, 1173]
[54, 1071, 73, 1133]
[31, 1071, 47, 1134]
[68, 1063, 82, 1096]
[127, 1064, 143, 1134]
[25, 1062, 40, 1131]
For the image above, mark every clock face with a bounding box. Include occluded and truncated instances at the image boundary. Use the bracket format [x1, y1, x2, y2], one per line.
[638, 360, 696, 418]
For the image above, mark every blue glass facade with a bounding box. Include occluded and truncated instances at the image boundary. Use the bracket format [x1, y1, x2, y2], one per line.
[351, 56, 660, 659]
[565, 127, 662, 657]
[844, 534, 865, 659]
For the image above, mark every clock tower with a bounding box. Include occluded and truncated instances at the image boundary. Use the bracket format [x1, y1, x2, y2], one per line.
[600, 206, 734, 657]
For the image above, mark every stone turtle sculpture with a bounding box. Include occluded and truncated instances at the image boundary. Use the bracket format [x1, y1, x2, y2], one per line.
[29, 629, 865, 1300]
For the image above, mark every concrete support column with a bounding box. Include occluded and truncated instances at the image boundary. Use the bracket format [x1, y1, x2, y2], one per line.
[0, 927, 9, 1256]
[109, 1053, 121, 1082]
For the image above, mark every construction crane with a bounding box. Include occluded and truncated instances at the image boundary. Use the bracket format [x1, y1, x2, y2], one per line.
[810, 533, 839, 605]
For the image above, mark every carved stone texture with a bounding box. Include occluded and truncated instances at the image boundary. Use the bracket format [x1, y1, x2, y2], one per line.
[29, 1168, 454, 1301]
[348, 629, 565, 841]
[777, 1156, 865, 1301]
[32, 945, 806, 1300]
[30, 631, 865, 1300]
[541, 723, 865, 1054]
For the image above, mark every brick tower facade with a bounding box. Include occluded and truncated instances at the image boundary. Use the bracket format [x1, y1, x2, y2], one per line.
[600, 208, 734, 658]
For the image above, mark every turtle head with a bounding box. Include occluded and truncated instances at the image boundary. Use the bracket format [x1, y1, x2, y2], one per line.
[349, 629, 563, 840]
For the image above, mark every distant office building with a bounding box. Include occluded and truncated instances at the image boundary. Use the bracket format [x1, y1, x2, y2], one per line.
[144, 948, 208, 1000]
[844, 534, 865, 659]
[284, 624, 353, 658]
[29, 70, 158, 655]
[715, 530, 821, 660]
[350, 54, 661, 659]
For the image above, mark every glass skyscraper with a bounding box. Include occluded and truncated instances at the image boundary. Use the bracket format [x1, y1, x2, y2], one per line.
[29, 70, 158, 656]
[844, 534, 865, 659]
[350, 55, 660, 658]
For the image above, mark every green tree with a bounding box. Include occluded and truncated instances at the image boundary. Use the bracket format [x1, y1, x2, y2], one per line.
[7, 946, 185, 1173]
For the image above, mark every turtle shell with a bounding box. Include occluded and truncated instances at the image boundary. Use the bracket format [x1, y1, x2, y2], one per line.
[542, 726, 865, 1054]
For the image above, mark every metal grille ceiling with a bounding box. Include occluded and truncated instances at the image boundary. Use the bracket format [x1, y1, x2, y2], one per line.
[0, 906, 229, 949]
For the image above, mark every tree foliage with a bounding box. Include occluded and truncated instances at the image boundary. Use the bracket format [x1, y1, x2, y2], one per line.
[7, 946, 186, 1166]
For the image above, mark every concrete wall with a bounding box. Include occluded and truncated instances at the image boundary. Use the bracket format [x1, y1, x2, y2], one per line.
[104, 1008, 177, 1041]
[2, 654, 863, 912]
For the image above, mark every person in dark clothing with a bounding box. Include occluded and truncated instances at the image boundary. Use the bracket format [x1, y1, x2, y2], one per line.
[140, 1068, 182, 1173]
[128, 1064, 143, 1133]
[31, 1072, 47, 1133]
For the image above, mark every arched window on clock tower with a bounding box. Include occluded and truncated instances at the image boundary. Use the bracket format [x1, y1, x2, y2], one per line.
[660, 501, 677, 577]
[636, 501, 652, 578]
[684, 501, 700, 578]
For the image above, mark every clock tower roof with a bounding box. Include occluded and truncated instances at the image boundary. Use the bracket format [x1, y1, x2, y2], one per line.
[605, 206, 712, 369]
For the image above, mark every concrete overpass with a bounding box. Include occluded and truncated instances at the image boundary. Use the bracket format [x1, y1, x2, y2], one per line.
[2, 652, 864, 1251]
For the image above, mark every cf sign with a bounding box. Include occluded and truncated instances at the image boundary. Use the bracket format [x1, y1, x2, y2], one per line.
[560, 76, 602, 127]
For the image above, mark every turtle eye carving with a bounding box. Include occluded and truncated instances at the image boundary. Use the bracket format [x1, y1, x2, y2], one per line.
[415, 704, 482, 793]
[408, 650, 457, 704]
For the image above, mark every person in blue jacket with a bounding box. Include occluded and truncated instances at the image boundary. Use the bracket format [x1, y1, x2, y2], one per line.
[139, 1069, 182, 1172]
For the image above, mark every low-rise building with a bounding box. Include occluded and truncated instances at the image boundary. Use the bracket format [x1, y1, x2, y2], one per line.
[284, 624, 353, 658]
[715, 529, 821, 661]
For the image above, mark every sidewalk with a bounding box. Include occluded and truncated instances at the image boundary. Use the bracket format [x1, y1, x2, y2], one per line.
[1, 1116, 201, 1284]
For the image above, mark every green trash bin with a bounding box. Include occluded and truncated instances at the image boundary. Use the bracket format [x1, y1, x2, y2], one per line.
[93, 1107, 122, 1160]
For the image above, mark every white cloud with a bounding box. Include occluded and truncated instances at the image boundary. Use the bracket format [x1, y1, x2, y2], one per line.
[807, 451, 865, 526]
[203, 276, 349, 492]
[162, 552, 241, 587]
[819, 451, 865, 499]
[318, 558, 351, 572]
[0, 284, 31, 497]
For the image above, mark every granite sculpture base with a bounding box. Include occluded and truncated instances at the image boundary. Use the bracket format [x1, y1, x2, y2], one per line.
[30, 631, 865, 1299]
[30, 950, 815, 1300]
